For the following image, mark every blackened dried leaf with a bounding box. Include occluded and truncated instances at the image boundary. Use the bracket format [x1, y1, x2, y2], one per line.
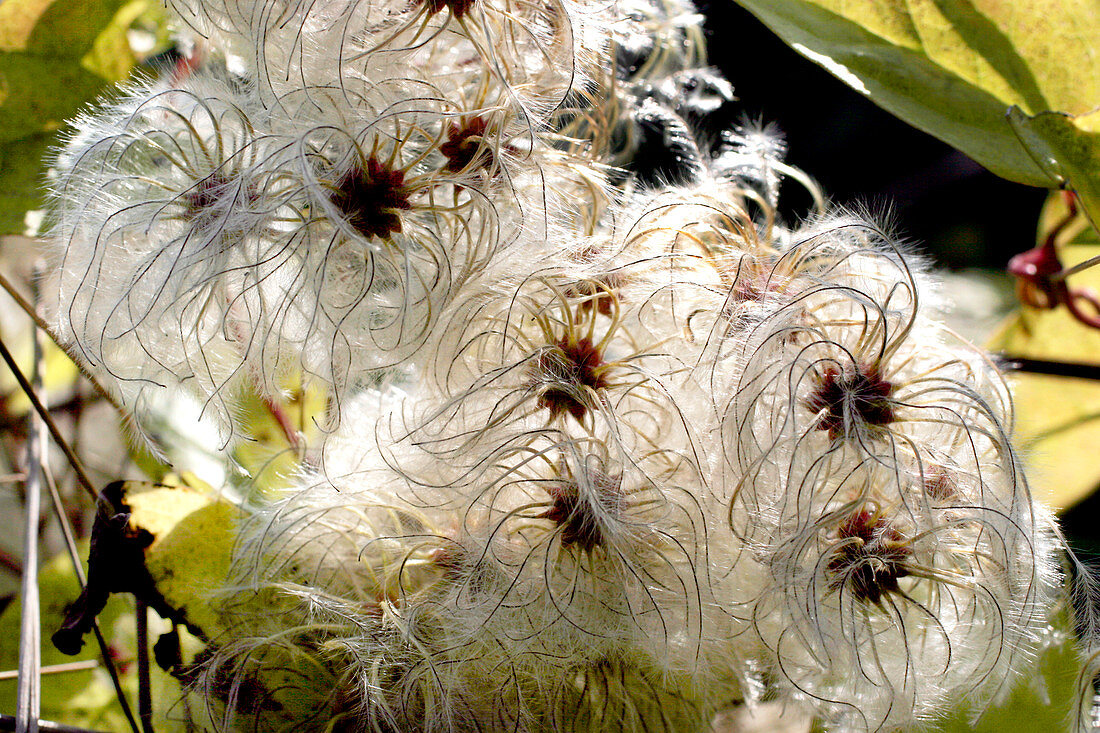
[153, 627, 183, 673]
[52, 481, 200, 656]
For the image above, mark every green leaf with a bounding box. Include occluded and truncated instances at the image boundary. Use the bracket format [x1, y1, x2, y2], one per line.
[1009, 108, 1100, 232]
[733, 1, 1100, 218]
[0, 0, 146, 234]
[930, 611, 1082, 732]
[0, 0, 139, 140]
[0, 133, 52, 235]
[988, 193, 1100, 510]
[0, 547, 132, 729]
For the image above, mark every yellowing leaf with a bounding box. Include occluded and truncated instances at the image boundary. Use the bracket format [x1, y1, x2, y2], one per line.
[734, 0, 1100, 217]
[120, 485, 240, 631]
[1007, 370, 1100, 510]
[81, 1, 146, 84]
[144, 500, 239, 637]
[0, 0, 57, 51]
[124, 485, 213, 544]
[53, 481, 234, 654]
[3, 546, 212, 731]
[232, 377, 327, 497]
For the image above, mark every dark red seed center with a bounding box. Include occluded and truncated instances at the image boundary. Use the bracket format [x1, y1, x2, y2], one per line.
[534, 337, 609, 422]
[826, 508, 910, 605]
[422, 0, 476, 18]
[538, 469, 622, 552]
[330, 156, 412, 240]
[806, 365, 895, 439]
[440, 117, 493, 173]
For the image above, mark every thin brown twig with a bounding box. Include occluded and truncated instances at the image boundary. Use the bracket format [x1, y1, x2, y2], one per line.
[0, 660, 98, 681]
[136, 601, 155, 733]
[89, 628, 141, 733]
[0, 270, 121, 413]
[0, 334, 98, 501]
[0, 391, 104, 432]
[1000, 355, 1100, 381]
[40, 467, 82, 584]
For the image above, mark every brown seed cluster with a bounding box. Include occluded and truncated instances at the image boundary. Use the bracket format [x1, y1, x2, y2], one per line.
[538, 468, 623, 552]
[806, 365, 895, 440]
[330, 156, 412, 240]
[440, 116, 493, 173]
[534, 336, 609, 422]
[826, 507, 910, 605]
[923, 466, 959, 502]
[181, 171, 255, 232]
[421, 0, 476, 18]
[182, 173, 228, 219]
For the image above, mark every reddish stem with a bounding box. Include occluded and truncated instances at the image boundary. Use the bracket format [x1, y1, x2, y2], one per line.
[1007, 191, 1100, 328]
[265, 396, 302, 452]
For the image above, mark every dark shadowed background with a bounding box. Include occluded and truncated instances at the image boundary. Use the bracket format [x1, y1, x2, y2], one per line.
[700, 3, 1048, 271]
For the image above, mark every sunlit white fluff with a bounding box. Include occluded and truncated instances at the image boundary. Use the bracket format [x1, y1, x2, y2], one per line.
[168, 0, 613, 124]
[41, 0, 1079, 729]
[46, 72, 299, 433]
[696, 215, 1059, 729]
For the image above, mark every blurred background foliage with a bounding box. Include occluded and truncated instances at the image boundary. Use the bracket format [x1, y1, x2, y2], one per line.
[0, 0, 1098, 730]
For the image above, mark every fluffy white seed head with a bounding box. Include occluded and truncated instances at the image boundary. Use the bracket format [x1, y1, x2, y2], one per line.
[41, 0, 1076, 729]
